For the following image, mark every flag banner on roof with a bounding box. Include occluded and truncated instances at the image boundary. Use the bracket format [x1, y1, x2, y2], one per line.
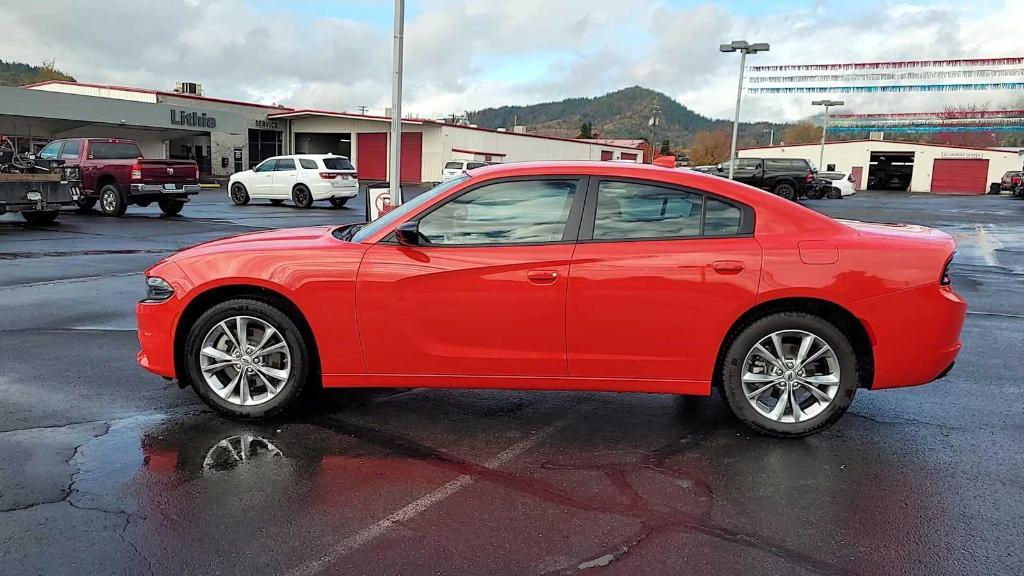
[832, 110, 1024, 120]
[748, 83, 1024, 94]
[830, 125, 1024, 133]
[832, 118, 1024, 129]
[748, 69, 1024, 84]
[749, 57, 1024, 73]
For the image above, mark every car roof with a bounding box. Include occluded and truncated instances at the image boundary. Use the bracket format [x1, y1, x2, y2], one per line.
[263, 154, 350, 161]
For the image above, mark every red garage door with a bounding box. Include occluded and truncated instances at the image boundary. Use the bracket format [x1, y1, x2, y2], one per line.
[931, 158, 989, 194]
[600, 150, 614, 161]
[357, 133, 387, 181]
[400, 132, 422, 183]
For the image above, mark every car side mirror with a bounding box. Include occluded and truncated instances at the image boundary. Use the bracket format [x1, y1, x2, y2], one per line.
[395, 221, 420, 246]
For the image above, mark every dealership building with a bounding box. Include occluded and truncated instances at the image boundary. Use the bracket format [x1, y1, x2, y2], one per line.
[0, 81, 642, 181]
[739, 139, 1023, 194]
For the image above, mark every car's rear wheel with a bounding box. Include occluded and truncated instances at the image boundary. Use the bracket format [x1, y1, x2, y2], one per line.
[230, 183, 250, 205]
[772, 182, 797, 201]
[21, 210, 59, 226]
[720, 312, 858, 437]
[75, 197, 97, 212]
[158, 198, 185, 216]
[328, 198, 348, 208]
[184, 299, 310, 419]
[805, 187, 824, 200]
[826, 187, 842, 200]
[292, 185, 313, 208]
[99, 183, 127, 217]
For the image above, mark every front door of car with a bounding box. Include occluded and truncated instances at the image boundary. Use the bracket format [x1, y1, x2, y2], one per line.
[272, 158, 297, 197]
[252, 159, 277, 196]
[356, 177, 586, 377]
[566, 178, 762, 383]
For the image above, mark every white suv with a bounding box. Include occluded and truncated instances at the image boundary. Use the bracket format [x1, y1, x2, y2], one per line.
[228, 154, 359, 208]
[442, 160, 492, 182]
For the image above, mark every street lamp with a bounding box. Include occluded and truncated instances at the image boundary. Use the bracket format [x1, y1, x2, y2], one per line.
[763, 128, 775, 146]
[720, 40, 769, 180]
[812, 99, 844, 171]
[389, 0, 406, 206]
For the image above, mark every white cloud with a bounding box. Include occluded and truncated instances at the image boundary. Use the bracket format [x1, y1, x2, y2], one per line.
[2, 0, 1022, 123]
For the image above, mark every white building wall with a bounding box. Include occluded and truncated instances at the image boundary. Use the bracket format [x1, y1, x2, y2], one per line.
[739, 141, 1022, 193]
[28, 83, 158, 103]
[441, 126, 640, 170]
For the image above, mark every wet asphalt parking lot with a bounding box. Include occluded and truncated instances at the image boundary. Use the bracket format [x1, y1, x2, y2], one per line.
[1, 187, 1022, 575]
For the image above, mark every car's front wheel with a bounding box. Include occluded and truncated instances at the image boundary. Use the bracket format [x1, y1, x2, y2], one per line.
[75, 197, 97, 212]
[21, 210, 59, 226]
[720, 312, 858, 437]
[229, 183, 250, 205]
[183, 298, 311, 419]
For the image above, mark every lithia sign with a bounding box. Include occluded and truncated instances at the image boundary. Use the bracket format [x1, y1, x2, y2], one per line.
[170, 109, 217, 129]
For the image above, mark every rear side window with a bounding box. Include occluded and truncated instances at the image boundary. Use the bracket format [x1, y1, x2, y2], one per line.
[60, 140, 81, 159]
[322, 157, 355, 170]
[594, 182, 703, 240]
[275, 159, 296, 171]
[444, 161, 464, 170]
[467, 162, 487, 170]
[89, 141, 142, 159]
[703, 198, 742, 236]
[298, 159, 317, 169]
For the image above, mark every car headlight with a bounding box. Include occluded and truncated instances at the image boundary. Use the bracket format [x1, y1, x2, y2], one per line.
[145, 277, 175, 301]
[26, 191, 42, 201]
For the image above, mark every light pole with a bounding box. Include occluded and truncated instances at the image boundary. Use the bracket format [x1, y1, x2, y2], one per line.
[812, 99, 844, 170]
[763, 128, 775, 146]
[388, 0, 406, 206]
[720, 40, 769, 180]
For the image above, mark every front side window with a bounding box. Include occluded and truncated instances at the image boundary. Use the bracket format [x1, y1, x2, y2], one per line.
[275, 158, 296, 171]
[594, 181, 703, 240]
[418, 179, 577, 245]
[60, 140, 81, 159]
[37, 141, 62, 160]
[255, 159, 277, 172]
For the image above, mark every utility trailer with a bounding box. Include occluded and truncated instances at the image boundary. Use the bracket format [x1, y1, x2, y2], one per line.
[0, 166, 81, 225]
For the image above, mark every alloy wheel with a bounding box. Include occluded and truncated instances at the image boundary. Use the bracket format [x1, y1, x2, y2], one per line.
[198, 315, 292, 406]
[102, 190, 118, 212]
[740, 329, 840, 424]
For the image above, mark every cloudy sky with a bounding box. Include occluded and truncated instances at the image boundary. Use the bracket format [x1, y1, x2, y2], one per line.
[2, 0, 1022, 123]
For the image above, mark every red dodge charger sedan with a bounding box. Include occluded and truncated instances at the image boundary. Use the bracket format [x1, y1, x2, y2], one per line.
[137, 162, 965, 437]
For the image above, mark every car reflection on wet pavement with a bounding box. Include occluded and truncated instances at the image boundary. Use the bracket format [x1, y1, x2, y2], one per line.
[1, 190, 1023, 575]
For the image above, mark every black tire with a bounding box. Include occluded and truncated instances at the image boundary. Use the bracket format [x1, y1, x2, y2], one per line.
[158, 198, 185, 216]
[99, 183, 127, 217]
[75, 197, 97, 212]
[328, 198, 348, 208]
[229, 182, 250, 206]
[292, 185, 313, 208]
[21, 210, 59, 226]
[805, 187, 825, 200]
[719, 312, 859, 438]
[183, 298, 311, 420]
[826, 187, 842, 200]
[270, 199, 285, 206]
[135, 200, 152, 207]
[772, 182, 797, 201]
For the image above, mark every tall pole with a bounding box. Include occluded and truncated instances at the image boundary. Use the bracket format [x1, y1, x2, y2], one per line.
[769, 129, 775, 146]
[727, 50, 747, 180]
[819, 106, 830, 170]
[388, 0, 405, 205]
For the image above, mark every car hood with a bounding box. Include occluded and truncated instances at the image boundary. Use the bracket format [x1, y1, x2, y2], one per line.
[837, 219, 956, 249]
[164, 226, 338, 262]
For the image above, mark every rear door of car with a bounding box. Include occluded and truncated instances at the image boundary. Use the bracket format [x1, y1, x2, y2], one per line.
[566, 177, 762, 385]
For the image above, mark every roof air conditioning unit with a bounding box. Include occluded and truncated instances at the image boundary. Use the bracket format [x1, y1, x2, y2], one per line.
[869, 131, 885, 141]
[175, 82, 204, 96]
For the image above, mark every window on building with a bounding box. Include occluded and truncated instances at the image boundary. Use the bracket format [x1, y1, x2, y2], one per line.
[418, 179, 577, 245]
[248, 129, 282, 168]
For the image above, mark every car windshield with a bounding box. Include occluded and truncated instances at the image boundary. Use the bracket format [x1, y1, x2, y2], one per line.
[350, 176, 470, 243]
[444, 161, 464, 170]
[819, 172, 845, 180]
[322, 157, 355, 170]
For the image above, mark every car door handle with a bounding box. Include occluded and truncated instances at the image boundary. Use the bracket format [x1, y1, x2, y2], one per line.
[527, 270, 560, 285]
[712, 260, 745, 274]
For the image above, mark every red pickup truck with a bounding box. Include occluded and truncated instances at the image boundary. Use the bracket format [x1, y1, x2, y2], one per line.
[35, 138, 200, 217]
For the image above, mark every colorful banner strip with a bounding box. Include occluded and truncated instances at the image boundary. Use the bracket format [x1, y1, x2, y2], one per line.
[748, 69, 1024, 83]
[833, 119, 1024, 129]
[749, 57, 1024, 73]
[830, 125, 1024, 133]
[749, 83, 1024, 94]
[833, 110, 1024, 120]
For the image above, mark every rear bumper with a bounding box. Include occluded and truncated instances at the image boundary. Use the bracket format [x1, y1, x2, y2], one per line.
[310, 181, 359, 201]
[130, 183, 201, 197]
[849, 283, 967, 389]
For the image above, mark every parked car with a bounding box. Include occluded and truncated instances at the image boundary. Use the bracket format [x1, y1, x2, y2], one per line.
[137, 162, 965, 438]
[695, 158, 816, 200]
[229, 154, 358, 208]
[442, 160, 493, 182]
[1000, 170, 1022, 191]
[0, 163, 81, 225]
[807, 171, 857, 199]
[33, 138, 200, 217]
[867, 170, 911, 191]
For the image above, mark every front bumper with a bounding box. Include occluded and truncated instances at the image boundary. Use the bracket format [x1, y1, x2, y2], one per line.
[130, 183, 201, 196]
[849, 283, 967, 389]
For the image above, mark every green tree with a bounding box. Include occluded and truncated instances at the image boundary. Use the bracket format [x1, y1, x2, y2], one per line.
[660, 139, 671, 155]
[577, 122, 594, 139]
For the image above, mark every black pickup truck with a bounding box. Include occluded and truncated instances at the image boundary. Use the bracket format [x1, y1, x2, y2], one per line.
[695, 157, 816, 200]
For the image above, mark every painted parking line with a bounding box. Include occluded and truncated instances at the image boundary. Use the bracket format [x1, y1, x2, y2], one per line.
[287, 407, 586, 576]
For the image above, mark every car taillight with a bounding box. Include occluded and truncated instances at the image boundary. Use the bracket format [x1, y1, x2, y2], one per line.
[806, 171, 814, 184]
[131, 164, 142, 180]
[847, 174, 854, 183]
[940, 255, 953, 286]
[319, 172, 338, 179]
